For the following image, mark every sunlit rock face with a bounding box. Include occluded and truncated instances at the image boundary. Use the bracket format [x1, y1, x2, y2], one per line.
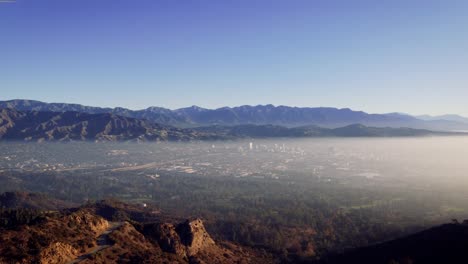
[176, 219, 216, 256]
[145, 218, 217, 259]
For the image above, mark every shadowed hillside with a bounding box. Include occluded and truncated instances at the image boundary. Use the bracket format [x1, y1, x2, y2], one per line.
[0, 108, 217, 142]
[316, 221, 468, 264]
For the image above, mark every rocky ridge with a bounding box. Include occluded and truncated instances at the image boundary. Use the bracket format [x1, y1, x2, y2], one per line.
[0, 199, 274, 264]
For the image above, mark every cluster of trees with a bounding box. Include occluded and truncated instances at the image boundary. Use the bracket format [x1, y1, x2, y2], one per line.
[0, 208, 44, 228]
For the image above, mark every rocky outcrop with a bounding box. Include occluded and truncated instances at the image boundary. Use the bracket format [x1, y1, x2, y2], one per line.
[149, 223, 187, 256]
[142, 218, 219, 260]
[177, 219, 216, 256]
[65, 211, 110, 235]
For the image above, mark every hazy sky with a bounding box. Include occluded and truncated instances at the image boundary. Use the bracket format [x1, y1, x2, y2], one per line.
[1, 0, 467, 115]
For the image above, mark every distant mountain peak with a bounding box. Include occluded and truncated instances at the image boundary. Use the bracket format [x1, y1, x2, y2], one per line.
[417, 114, 468, 124]
[177, 105, 208, 112]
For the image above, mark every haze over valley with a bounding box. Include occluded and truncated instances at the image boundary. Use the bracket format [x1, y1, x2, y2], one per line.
[2, 0, 468, 263]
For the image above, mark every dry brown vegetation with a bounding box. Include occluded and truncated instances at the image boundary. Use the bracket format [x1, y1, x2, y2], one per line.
[0, 200, 275, 264]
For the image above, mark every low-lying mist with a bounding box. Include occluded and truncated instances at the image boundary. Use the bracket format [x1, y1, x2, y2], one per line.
[2, 136, 468, 189]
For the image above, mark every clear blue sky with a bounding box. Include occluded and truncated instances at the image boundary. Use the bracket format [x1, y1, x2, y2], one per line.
[1, 0, 467, 115]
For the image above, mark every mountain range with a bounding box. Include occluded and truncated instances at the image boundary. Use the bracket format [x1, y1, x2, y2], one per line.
[0, 108, 462, 142]
[0, 108, 217, 142]
[2, 99, 468, 131]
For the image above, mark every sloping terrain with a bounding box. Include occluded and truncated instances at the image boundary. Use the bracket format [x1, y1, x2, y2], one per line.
[0, 191, 75, 210]
[0, 198, 275, 264]
[0, 210, 110, 263]
[0, 108, 216, 142]
[317, 221, 468, 264]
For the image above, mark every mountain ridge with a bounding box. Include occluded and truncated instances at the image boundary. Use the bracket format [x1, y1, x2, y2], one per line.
[0, 108, 464, 142]
[0, 108, 465, 142]
[3, 99, 468, 131]
[417, 114, 468, 124]
[0, 108, 218, 142]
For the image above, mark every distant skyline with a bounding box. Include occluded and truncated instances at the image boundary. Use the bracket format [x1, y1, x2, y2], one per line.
[1, 0, 468, 116]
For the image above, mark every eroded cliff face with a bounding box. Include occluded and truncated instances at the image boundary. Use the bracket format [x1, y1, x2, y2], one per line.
[149, 222, 187, 256]
[144, 218, 217, 259]
[177, 219, 216, 256]
[141, 218, 262, 264]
